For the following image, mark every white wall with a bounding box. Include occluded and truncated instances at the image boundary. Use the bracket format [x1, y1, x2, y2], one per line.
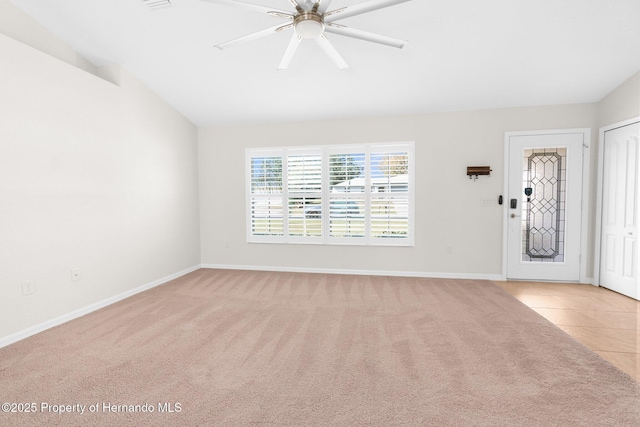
[598, 71, 640, 127]
[199, 104, 597, 278]
[0, 33, 200, 342]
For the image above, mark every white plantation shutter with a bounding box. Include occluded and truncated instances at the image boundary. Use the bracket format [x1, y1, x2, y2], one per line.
[328, 150, 366, 241]
[247, 142, 413, 246]
[287, 151, 323, 241]
[371, 195, 409, 238]
[287, 154, 322, 193]
[248, 153, 284, 240]
[251, 156, 282, 193]
[369, 149, 410, 242]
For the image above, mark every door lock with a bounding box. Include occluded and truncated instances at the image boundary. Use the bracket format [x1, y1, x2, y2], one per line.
[510, 213, 520, 218]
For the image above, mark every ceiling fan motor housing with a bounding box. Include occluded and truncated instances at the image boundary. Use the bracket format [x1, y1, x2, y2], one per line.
[294, 12, 324, 39]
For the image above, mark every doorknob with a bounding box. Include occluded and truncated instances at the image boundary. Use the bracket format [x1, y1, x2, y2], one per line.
[510, 213, 520, 218]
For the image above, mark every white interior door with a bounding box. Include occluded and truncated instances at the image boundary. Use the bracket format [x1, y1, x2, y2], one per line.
[506, 131, 585, 281]
[600, 121, 639, 300]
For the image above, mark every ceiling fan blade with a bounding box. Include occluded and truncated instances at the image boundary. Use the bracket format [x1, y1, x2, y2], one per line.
[315, 0, 334, 13]
[288, 0, 306, 13]
[215, 23, 293, 50]
[277, 34, 303, 70]
[325, 0, 411, 23]
[315, 34, 349, 69]
[325, 23, 407, 49]
[199, 0, 293, 18]
[300, 0, 332, 13]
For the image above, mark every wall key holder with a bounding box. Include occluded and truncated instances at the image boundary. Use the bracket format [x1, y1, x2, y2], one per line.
[467, 166, 492, 181]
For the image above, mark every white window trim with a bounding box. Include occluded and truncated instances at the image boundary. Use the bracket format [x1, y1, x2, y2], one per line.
[246, 142, 415, 246]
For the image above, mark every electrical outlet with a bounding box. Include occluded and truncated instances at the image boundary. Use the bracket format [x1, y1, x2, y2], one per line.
[71, 268, 81, 282]
[22, 281, 35, 296]
[446, 246, 453, 254]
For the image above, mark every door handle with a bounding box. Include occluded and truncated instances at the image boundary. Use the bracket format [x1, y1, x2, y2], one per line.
[510, 213, 520, 218]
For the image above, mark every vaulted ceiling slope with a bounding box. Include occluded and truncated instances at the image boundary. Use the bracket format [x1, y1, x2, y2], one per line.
[9, 0, 640, 126]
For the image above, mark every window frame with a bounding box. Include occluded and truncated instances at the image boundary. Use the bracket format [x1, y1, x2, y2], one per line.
[246, 142, 415, 246]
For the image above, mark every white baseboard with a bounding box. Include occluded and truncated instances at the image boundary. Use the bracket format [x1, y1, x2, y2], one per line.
[201, 263, 503, 281]
[0, 264, 201, 349]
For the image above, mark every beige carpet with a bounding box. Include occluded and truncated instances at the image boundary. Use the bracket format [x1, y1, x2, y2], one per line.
[0, 269, 637, 426]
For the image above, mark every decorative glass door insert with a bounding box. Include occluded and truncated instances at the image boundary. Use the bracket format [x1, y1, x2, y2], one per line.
[521, 148, 567, 263]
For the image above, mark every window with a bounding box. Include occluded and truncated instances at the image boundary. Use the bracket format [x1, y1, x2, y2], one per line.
[247, 142, 414, 246]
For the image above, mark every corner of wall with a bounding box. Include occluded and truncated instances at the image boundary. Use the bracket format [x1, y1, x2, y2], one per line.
[597, 71, 640, 127]
[0, 0, 100, 78]
[96, 64, 122, 86]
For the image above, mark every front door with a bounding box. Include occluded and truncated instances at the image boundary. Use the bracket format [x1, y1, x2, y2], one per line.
[506, 131, 586, 281]
[600, 121, 639, 300]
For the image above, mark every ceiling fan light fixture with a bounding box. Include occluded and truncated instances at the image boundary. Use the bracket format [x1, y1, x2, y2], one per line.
[294, 12, 324, 39]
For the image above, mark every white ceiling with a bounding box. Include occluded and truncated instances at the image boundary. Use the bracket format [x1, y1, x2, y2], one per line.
[10, 0, 640, 127]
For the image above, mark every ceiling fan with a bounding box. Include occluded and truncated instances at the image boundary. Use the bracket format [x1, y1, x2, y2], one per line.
[199, 0, 412, 70]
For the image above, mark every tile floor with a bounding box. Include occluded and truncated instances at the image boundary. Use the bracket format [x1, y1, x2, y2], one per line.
[496, 281, 639, 381]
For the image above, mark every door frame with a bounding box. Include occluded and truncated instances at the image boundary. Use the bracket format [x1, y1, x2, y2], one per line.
[594, 116, 640, 286]
[502, 128, 591, 282]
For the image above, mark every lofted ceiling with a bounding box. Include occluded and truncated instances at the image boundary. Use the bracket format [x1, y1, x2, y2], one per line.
[9, 0, 640, 127]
